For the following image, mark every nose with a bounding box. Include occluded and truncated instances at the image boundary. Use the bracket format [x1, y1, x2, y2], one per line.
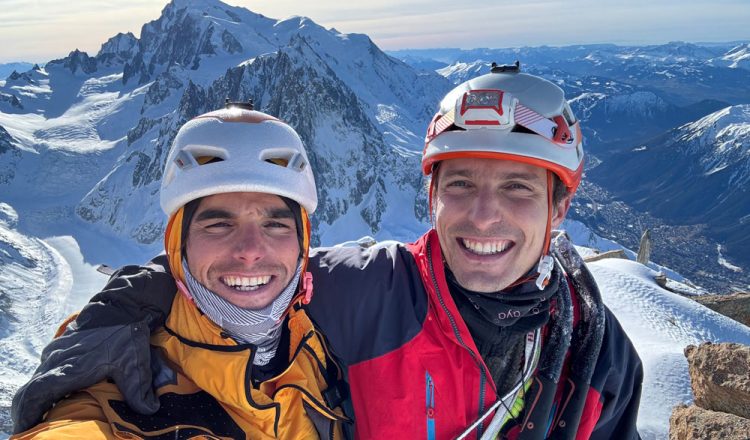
[467, 187, 503, 230]
[231, 224, 266, 263]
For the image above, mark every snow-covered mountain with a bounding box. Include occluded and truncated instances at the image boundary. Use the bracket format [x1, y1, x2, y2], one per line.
[0, 0, 451, 267]
[590, 105, 750, 271]
[0, 64, 34, 81]
[711, 43, 750, 69]
[392, 41, 750, 106]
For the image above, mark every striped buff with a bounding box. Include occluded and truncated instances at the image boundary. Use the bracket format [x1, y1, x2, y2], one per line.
[182, 259, 302, 366]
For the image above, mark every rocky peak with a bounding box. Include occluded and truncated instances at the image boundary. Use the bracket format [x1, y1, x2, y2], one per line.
[96, 32, 139, 67]
[0, 92, 23, 112]
[122, 0, 277, 85]
[6, 71, 33, 83]
[0, 125, 20, 185]
[0, 126, 16, 155]
[46, 49, 97, 76]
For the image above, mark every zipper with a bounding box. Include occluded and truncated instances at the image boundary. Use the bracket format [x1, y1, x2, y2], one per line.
[425, 240, 491, 437]
[426, 371, 436, 440]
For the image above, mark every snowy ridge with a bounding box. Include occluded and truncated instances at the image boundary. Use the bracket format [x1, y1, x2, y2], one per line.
[712, 43, 750, 69]
[436, 60, 490, 84]
[677, 105, 750, 185]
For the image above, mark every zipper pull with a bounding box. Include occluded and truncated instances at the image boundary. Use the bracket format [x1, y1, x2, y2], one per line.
[426, 371, 436, 440]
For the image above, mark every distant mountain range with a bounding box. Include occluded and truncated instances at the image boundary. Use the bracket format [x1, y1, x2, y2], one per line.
[0, 63, 34, 81]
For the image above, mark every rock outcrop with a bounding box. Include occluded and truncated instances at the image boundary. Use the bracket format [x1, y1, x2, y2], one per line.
[692, 292, 750, 327]
[670, 342, 750, 439]
[670, 404, 750, 440]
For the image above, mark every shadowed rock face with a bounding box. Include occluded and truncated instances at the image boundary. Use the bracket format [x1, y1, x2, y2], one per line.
[692, 293, 750, 327]
[670, 404, 750, 440]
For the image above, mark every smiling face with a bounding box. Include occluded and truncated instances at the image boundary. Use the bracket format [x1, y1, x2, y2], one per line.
[184, 192, 300, 310]
[434, 157, 571, 293]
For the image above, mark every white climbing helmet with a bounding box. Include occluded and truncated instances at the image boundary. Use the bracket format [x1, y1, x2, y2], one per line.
[160, 102, 317, 216]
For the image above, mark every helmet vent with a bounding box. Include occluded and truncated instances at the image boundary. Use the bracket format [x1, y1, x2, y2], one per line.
[261, 150, 307, 172]
[511, 124, 535, 134]
[174, 148, 226, 170]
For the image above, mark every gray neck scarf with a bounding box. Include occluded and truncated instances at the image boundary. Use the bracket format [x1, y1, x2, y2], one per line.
[182, 259, 302, 366]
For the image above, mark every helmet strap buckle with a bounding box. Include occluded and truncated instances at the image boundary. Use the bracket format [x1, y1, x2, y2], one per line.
[535, 255, 554, 290]
[301, 272, 314, 304]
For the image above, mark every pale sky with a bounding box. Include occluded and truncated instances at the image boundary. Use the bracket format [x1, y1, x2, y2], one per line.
[1, 0, 749, 63]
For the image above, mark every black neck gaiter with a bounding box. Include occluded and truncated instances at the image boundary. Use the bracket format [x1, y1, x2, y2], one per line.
[446, 266, 560, 333]
[446, 266, 562, 398]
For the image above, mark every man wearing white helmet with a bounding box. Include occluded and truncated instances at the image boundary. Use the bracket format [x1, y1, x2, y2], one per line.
[13, 66, 641, 440]
[10, 103, 349, 439]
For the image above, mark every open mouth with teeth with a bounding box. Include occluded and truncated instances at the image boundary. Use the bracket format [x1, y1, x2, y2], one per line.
[221, 275, 272, 292]
[461, 238, 513, 256]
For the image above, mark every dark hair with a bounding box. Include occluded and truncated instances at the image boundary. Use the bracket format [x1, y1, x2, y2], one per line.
[180, 198, 203, 260]
[551, 173, 570, 206]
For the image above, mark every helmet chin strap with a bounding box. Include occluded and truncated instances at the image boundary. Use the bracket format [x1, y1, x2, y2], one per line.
[505, 170, 555, 291]
[534, 170, 555, 290]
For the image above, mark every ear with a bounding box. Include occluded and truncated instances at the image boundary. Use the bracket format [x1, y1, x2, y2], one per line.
[551, 192, 573, 230]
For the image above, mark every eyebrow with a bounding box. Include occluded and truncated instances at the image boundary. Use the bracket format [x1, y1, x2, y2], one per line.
[193, 209, 233, 222]
[267, 207, 294, 219]
[193, 207, 294, 222]
[441, 169, 542, 182]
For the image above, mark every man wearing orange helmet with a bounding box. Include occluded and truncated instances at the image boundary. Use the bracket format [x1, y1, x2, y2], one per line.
[305, 63, 642, 439]
[13, 66, 642, 440]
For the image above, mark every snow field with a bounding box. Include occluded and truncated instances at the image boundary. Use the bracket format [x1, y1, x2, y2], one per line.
[588, 258, 750, 439]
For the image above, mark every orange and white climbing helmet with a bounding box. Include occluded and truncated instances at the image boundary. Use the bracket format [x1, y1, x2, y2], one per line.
[423, 62, 584, 193]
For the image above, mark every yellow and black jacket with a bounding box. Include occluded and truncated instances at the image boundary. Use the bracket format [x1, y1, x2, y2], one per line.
[13, 292, 349, 440]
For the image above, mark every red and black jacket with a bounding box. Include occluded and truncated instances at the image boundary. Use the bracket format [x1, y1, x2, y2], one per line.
[306, 230, 643, 440]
